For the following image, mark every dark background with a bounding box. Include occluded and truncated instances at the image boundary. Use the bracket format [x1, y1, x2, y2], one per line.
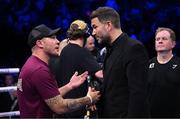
[0, 0, 179, 68]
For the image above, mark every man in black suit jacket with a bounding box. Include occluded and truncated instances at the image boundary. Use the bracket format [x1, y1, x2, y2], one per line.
[90, 7, 149, 118]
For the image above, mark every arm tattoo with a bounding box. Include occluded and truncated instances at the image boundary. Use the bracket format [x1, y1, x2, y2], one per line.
[45, 95, 62, 107]
[45, 95, 91, 113]
[65, 97, 90, 112]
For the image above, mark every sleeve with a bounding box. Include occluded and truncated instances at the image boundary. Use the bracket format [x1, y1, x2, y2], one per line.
[31, 68, 60, 100]
[126, 44, 150, 117]
[81, 49, 101, 75]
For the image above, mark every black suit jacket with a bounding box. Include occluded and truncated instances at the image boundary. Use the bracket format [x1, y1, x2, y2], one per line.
[98, 33, 149, 118]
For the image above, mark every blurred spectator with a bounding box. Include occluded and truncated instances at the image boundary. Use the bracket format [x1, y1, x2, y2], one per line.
[0, 0, 179, 74]
[148, 27, 180, 118]
[0, 74, 18, 114]
[84, 35, 98, 59]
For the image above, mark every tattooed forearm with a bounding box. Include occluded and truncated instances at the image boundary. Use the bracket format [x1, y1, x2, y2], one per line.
[65, 96, 90, 112]
[45, 95, 62, 107]
[45, 95, 91, 114]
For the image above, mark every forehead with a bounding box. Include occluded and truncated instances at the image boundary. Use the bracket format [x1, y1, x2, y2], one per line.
[156, 30, 170, 38]
[91, 18, 102, 27]
[87, 36, 94, 40]
[88, 39, 94, 43]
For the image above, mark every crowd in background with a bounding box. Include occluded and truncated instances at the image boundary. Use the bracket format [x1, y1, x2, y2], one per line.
[0, 74, 18, 116]
[0, 0, 179, 68]
[0, 1, 179, 117]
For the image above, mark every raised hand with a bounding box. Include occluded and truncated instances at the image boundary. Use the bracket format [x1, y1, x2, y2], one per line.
[68, 71, 88, 89]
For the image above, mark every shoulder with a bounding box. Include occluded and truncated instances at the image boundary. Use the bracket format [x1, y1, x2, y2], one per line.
[173, 56, 180, 62]
[120, 33, 143, 46]
[169, 56, 180, 67]
[148, 57, 157, 69]
[116, 34, 146, 54]
[149, 57, 157, 63]
[21, 57, 43, 72]
[62, 43, 85, 55]
[127, 38, 144, 48]
[119, 33, 145, 52]
[126, 40, 147, 57]
[22, 57, 49, 77]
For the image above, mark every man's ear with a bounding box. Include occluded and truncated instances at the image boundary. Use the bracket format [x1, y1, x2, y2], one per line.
[106, 21, 112, 31]
[172, 41, 176, 49]
[36, 39, 44, 48]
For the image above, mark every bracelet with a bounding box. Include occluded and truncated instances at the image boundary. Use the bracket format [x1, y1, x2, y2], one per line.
[87, 94, 93, 104]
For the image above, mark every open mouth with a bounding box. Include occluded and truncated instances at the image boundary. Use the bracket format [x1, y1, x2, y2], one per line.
[55, 46, 59, 51]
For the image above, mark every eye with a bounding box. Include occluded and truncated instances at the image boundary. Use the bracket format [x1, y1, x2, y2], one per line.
[92, 25, 97, 29]
[162, 37, 168, 40]
[155, 37, 160, 41]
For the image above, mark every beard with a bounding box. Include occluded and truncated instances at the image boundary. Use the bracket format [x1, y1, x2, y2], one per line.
[98, 35, 111, 47]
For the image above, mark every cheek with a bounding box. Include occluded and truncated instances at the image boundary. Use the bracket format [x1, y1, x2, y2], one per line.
[102, 30, 108, 37]
[95, 29, 100, 35]
[155, 42, 158, 46]
[155, 42, 160, 49]
[169, 44, 175, 49]
[97, 27, 104, 34]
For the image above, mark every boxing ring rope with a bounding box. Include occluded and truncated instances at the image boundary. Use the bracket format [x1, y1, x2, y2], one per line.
[0, 86, 17, 92]
[0, 68, 20, 117]
[0, 111, 20, 117]
[0, 68, 20, 74]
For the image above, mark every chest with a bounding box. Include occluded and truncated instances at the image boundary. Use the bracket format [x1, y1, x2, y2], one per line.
[148, 62, 180, 86]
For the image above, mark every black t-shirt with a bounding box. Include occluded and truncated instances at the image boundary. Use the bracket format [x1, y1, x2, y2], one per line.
[148, 56, 180, 117]
[52, 43, 101, 117]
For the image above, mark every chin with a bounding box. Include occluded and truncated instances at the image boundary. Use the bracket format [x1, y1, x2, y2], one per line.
[157, 49, 170, 53]
[156, 49, 163, 52]
[52, 53, 59, 57]
[156, 48, 164, 51]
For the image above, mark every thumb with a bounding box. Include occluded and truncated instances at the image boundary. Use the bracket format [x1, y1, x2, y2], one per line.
[73, 71, 78, 76]
[88, 87, 92, 91]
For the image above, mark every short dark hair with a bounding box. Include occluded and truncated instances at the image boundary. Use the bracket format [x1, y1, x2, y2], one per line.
[155, 27, 176, 41]
[90, 7, 121, 28]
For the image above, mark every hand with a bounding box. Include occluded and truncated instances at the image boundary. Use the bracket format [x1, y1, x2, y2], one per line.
[87, 87, 100, 104]
[68, 71, 88, 89]
[88, 104, 97, 111]
[95, 70, 103, 79]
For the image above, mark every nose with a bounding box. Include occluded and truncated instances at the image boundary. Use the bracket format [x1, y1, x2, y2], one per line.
[156, 38, 163, 43]
[57, 42, 60, 46]
[56, 38, 60, 44]
[158, 39, 163, 43]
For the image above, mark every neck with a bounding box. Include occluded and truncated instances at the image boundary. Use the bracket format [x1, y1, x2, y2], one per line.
[157, 51, 173, 64]
[69, 38, 84, 47]
[110, 28, 123, 43]
[32, 48, 49, 64]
